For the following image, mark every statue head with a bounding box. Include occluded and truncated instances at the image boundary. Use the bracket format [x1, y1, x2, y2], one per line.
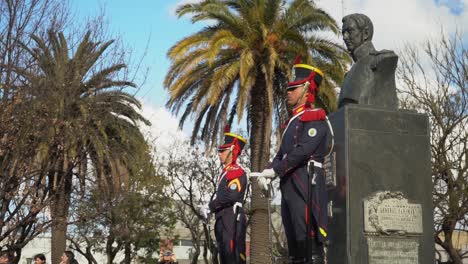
[342, 13, 374, 53]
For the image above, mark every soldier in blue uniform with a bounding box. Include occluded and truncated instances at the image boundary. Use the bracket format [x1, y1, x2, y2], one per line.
[208, 131, 248, 264]
[255, 58, 330, 264]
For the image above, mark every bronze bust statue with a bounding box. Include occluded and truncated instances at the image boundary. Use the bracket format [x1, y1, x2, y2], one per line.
[338, 13, 398, 109]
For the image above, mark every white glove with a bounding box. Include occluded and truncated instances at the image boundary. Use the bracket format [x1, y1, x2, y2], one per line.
[197, 204, 210, 219]
[257, 176, 271, 192]
[250, 168, 276, 178]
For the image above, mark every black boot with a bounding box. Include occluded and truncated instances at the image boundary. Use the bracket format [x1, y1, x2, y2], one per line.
[287, 239, 297, 264]
[294, 240, 308, 264]
[310, 239, 324, 264]
[295, 240, 324, 264]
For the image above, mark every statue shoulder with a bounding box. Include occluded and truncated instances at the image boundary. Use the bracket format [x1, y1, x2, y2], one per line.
[369, 49, 398, 71]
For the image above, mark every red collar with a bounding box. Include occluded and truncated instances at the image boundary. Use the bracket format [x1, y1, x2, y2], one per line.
[282, 104, 325, 129]
[299, 107, 326, 121]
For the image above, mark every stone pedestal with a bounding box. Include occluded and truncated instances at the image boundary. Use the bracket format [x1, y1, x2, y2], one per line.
[326, 104, 435, 264]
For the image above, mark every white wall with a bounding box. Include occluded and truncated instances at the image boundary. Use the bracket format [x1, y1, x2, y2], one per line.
[20, 236, 123, 264]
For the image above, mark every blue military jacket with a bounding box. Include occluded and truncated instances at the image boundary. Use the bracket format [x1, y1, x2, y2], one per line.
[272, 104, 329, 241]
[209, 163, 247, 218]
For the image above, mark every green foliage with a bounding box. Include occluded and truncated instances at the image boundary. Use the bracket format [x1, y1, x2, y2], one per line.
[22, 29, 150, 172]
[17, 28, 153, 261]
[166, 2, 352, 262]
[165, 0, 351, 146]
[70, 151, 176, 262]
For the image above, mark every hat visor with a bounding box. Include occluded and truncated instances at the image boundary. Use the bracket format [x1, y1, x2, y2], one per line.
[288, 79, 308, 88]
[287, 82, 306, 91]
[217, 144, 231, 152]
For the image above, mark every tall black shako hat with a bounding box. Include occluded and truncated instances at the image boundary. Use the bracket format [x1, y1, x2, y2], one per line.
[218, 125, 247, 164]
[287, 56, 324, 104]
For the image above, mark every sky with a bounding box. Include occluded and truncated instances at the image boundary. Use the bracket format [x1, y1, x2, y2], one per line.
[72, 0, 467, 145]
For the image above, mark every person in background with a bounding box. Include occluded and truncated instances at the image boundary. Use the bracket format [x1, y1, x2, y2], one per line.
[0, 251, 13, 264]
[34, 254, 46, 264]
[60, 250, 78, 264]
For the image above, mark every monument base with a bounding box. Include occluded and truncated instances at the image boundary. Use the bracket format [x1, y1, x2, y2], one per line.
[326, 104, 435, 264]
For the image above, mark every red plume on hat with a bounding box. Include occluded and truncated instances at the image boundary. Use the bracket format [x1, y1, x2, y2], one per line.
[293, 55, 302, 65]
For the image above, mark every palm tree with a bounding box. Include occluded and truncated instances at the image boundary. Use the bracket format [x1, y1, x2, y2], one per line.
[20, 30, 150, 263]
[165, 0, 350, 262]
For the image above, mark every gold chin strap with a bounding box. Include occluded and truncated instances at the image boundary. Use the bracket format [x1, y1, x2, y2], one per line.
[225, 145, 234, 164]
[293, 81, 310, 108]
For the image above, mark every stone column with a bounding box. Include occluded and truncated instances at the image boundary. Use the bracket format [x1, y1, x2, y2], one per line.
[325, 104, 435, 264]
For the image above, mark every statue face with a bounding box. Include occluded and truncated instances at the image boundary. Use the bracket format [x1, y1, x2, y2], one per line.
[342, 19, 364, 53]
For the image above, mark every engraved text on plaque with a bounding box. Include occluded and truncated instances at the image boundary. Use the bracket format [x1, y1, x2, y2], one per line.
[364, 191, 423, 234]
[368, 237, 419, 264]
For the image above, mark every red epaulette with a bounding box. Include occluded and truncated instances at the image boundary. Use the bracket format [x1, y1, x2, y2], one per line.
[225, 164, 245, 180]
[299, 108, 326, 122]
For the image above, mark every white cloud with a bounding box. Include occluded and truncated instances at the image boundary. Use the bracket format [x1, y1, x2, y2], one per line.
[319, 0, 466, 99]
[139, 101, 187, 153]
[168, 0, 467, 52]
[319, 0, 467, 51]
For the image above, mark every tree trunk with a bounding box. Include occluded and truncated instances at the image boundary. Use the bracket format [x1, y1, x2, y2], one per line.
[202, 224, 218, 264]
[13, 248, 21, 264]
[84, 247, 98, 264]
[124, 242, 131, 264]
[191, 244, 200, 264]
[202, 240, 208, 264]
[249, 76, 273, 264]
[69, 238, 99, 264]
[188, 227, 201, 264]
[202, 230, 209, 264]
[442, 222, 463, 264]
[50, 167, 73, 264]
[106, 236, 120, 264]
[85, 246, 98, 264]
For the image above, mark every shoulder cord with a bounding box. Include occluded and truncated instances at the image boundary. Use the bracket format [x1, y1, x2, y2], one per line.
[324, 115, 335, 159]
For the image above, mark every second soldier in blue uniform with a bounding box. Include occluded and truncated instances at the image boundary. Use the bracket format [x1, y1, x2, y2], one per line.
[209, 131, 248, 264]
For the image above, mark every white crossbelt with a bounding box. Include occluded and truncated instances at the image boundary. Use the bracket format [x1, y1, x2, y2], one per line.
[308, 160, 323, 185]
[308, 160, 323, 168]
[233, 202, 242, 221]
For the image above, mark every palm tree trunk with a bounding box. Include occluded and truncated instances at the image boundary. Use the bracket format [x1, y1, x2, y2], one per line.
[50, 174, 72, 264]
[50, 153, 74, 264]
[249, 76, 273, 264]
